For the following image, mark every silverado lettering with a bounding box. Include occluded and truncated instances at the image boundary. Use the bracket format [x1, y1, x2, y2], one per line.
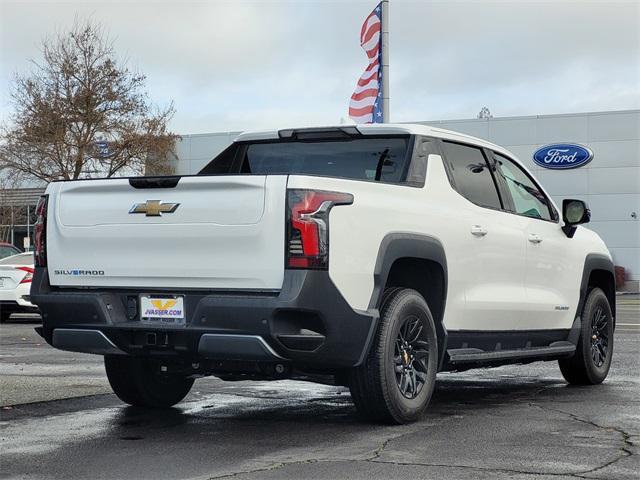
[53, 270, 105, 276]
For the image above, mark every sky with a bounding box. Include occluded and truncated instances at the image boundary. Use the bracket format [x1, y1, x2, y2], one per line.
[1, 0, 639, 134]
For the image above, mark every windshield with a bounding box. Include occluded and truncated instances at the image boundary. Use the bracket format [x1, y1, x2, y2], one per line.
[199, 136, 411, 183]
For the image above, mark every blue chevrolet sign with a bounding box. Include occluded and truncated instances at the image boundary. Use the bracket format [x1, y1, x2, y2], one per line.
[533, 143, 593, 170]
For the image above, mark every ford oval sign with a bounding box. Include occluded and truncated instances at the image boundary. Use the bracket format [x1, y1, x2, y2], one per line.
[533, 144, 593, 170]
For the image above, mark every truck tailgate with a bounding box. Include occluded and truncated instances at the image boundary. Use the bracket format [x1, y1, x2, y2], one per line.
[46, 175, 287, 290]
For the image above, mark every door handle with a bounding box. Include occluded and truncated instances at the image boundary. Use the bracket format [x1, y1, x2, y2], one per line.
[528, 233, 543, 244]
[470, 225, 488, 237]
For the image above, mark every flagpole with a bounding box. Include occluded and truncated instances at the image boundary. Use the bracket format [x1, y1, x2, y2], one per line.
[381, 0, 390, 123]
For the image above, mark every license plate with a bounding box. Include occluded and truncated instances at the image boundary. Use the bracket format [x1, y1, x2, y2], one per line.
[140, 295, 185, 326]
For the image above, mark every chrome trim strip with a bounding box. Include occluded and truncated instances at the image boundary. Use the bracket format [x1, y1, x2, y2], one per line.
[252, 335, 286, 359]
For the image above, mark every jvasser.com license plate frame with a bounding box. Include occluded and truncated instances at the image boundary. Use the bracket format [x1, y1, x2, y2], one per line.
[139, 294, 186, 326]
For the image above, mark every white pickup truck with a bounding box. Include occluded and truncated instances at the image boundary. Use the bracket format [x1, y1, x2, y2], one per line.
[31, 124, 615, 424]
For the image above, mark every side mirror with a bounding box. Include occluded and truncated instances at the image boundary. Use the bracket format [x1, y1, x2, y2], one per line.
[562, 199, 590, 238]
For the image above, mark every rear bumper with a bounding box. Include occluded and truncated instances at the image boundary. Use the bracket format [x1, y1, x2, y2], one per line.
[1, 283, 37, 308]
[0, 299, 38, 313]
[31, 269, 378, 369]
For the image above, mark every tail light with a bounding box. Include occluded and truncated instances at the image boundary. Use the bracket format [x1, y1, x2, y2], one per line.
[34, 195, 48, 268]
[286, 189, 353, 270]
[17, 266, 34, 284]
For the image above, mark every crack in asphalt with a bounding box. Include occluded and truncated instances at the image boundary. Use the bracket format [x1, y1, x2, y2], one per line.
[358, 388, 636, 479]
[362, 413, 595, 479]
[203, 392, 636, 480]
[531, 404, 635, 478]
[204, 422, 432, 479]
[205, 459, 320, 480]
[369, 459, 595, 478]
[205, 457, 626, 480]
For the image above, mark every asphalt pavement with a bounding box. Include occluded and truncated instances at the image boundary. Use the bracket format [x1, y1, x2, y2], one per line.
[1, 296, 638, 479]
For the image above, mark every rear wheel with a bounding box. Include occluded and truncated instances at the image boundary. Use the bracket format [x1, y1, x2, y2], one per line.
[559, 287, 614, 385]
[104, 356, 194, 408]
[349, 288, 438, 424]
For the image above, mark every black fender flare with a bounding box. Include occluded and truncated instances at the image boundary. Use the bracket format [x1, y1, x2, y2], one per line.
[367, 232, 449, 369]
[575, 253, 616, 334]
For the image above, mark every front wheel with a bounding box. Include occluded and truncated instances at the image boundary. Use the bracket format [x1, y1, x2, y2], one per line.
[105, 356, 194, 408]
[559, 287, 614, 385]
[349, 288, 438, 424]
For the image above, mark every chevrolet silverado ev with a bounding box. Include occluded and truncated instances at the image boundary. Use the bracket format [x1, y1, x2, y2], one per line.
[30, 124, 615, 423]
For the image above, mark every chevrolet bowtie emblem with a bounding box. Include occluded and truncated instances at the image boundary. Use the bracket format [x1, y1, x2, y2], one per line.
[129, 200, 180, 217]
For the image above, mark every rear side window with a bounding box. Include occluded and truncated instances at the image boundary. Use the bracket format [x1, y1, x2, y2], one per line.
[493, 153, 553, 221]
[0, 246, 20, 260]
[200, 144, 237, 174]
[200, 137, 411, 184]
[441, 141, 502, 209]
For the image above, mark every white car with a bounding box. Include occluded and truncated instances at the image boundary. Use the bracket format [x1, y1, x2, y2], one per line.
[0, 252, 37, 322]
[31, 124, 615, 423]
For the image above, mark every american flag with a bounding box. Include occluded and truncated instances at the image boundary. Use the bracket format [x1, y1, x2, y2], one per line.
[349, 2, 384, 124]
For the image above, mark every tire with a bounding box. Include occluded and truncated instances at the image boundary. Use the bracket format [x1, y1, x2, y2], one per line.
[349, 288, 438, 424]
[104, 356, 194, 408]
[559, 287, 614, 385]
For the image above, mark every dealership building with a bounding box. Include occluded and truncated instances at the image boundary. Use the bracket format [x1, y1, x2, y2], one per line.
[172, 109, 640, 290]
[1, 109, 638, 290]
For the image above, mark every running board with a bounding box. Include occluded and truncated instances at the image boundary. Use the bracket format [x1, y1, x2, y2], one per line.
[447, 341, 576, 365]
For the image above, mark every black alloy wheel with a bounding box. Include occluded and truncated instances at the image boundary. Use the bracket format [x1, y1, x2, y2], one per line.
[559, 287, 614, 385]
[394, 315, 430, 399]
[590, 305, 609, 368]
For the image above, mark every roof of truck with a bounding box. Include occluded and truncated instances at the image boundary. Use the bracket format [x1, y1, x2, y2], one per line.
[234, 123, 510, 156]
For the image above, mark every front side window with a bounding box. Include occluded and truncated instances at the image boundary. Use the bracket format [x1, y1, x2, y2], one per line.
[493, 153, 553, 221]
[441, 141, 502, 209]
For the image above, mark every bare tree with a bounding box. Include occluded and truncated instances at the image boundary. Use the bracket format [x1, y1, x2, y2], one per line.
[0, 20, 178, 182]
